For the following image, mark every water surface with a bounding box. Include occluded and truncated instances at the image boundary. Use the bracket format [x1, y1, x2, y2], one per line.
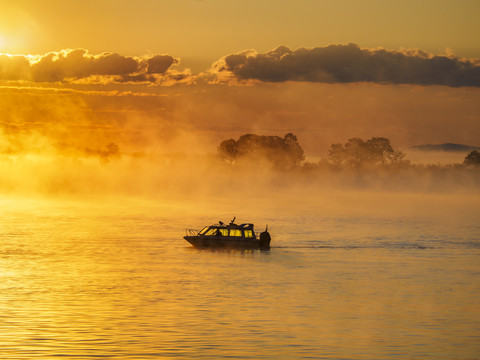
[1, 192, 479, 359]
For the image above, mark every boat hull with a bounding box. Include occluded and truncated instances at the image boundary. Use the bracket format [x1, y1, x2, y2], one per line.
[184, 235, 270, 250]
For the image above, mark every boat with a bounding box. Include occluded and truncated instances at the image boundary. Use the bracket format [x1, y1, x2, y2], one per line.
[184, 217, 271, 249]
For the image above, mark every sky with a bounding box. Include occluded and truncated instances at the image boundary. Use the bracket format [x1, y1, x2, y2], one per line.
[0, 0, 479, 163]
[2, 0, 480, 69]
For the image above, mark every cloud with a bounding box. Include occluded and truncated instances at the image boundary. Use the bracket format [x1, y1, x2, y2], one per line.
[146, 55, 178, 74]
[208, 44, 480, 87]
[0, 49, 191, 85]
[0, 54, 31, 81]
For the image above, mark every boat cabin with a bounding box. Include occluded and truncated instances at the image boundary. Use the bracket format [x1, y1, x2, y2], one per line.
[197, 223, 256, 239]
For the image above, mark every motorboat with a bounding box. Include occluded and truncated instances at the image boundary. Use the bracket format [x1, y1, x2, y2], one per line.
[184, 217, 271, 249]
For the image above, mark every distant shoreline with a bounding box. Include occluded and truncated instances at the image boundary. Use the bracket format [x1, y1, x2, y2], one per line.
[411, 143, 480, 152]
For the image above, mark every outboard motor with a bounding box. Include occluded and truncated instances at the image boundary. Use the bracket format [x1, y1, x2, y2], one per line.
[259, 225, 271, 249]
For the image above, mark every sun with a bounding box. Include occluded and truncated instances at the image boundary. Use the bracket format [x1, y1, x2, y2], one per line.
[0, 34, 17, 54]
[0, 34, 10, 53]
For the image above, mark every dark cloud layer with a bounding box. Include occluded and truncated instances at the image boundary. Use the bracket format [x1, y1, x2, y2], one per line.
[2, 44, 480, 87]
[0, 49, 186, 84]
[211, 44, 480, 87]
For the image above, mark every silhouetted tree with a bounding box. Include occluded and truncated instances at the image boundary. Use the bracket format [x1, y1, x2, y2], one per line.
[464, 150, 480, 166]
[218, 138, 238, 163]
[327, 143, 346, 165]
[218, 133, 305, 169]
[328, 137, 405, 167]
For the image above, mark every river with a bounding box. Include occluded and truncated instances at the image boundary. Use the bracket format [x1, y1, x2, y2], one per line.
[1, 190, 479, 359]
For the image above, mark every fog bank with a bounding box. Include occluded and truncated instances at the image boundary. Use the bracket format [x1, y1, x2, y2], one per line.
[1, 81, 479, 198]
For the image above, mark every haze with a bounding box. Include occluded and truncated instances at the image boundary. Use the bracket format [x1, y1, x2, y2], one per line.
[1, 2, 480, 360]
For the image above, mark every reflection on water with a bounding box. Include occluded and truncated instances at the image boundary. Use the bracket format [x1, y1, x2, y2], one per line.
[1, 193, 479, 359]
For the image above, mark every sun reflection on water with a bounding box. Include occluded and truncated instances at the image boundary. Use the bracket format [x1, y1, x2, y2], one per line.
[1, 193, 479, 359]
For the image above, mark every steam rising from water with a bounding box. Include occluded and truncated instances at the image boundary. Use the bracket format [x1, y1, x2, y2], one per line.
[1, 83, 479, 360]
[0, 82, 479, 198]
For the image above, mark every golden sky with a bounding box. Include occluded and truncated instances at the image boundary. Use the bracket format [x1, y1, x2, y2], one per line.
[2, 0, 480, 69]
[0, 0, 479, 162]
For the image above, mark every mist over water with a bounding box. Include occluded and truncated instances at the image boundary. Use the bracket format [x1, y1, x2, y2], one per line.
[1, 188, 479, 359]
[1, 82, 479, 358]
[1, 84, 479, 197]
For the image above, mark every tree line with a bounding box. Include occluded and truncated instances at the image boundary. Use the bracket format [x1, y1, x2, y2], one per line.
[327, 137, 405, 167]
[218, 133, 305, 169]
[218, 133, 480, 169]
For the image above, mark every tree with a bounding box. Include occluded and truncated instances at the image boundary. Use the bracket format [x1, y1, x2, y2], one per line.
[366, 137, 394, 164]
[283, 133, 305, 166]
[327, 137, 405, 167]
[327, 143, 346, 165]
[218, 133, 305, 169]
[464, 150, 480, 166]
[218, 138, 238, 163]
[344, 138, 367, 166]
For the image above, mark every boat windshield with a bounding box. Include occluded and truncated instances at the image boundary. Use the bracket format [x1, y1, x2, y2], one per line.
[204, 228, 217, 236]
[198, 226, 209, 235]
[203, 227, 227, 236]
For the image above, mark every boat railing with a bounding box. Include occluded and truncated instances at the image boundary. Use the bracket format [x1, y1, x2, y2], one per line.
[255, 232, 261, 239]
[185, 229, 199, 236]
